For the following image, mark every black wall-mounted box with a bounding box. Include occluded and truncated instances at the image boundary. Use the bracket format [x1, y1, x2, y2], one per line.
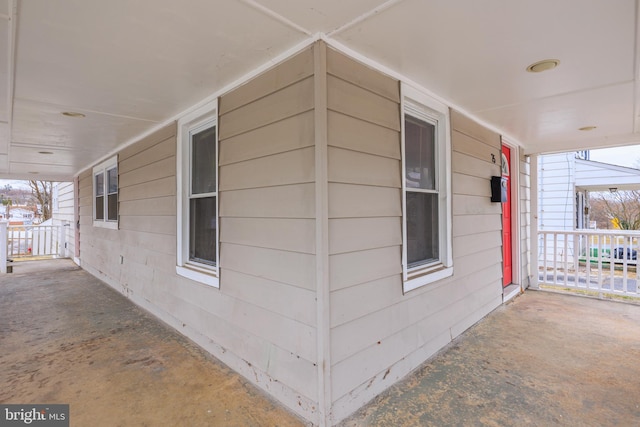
[491, 176, 508, 203]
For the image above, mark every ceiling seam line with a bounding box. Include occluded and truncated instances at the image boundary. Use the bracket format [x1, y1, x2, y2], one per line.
[14, 98, 161, 123]
[474, 80, 636, 115]
[239, 0, 313, 36]
[325, 0, 406, 37]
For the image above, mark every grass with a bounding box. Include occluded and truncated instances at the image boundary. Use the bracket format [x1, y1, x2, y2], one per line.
[540, 283, 640, 304]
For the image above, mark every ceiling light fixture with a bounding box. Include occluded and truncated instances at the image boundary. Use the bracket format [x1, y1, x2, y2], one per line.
[578, 126, 597, 131]
[62, 111, 86, 118]
[38, 151, 53, 155]
[526, 59, 560, 73]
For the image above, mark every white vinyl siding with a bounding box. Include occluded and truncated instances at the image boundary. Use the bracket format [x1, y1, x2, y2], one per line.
[51, 181, 76, 259]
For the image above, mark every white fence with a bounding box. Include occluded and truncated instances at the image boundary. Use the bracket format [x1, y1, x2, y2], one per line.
[538, 229, 639, 297]
[1, 222, 66, 272]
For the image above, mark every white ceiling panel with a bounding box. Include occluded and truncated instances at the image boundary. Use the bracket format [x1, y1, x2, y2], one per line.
[15, 0, 308, 122]
[12, 99, 156, 148]
[252, 0, 391, 33]
[11, 99, 157, 177]
[8, 160, 76, 180]
[10, 145, 100, 167]
[1, 0, 639, 180]
[478, 82, 635, 150]
[333, 0, 636, 113]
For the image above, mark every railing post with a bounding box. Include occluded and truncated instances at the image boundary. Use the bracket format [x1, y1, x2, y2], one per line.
[530, 154, 539, 289]
[0, 221, 7, 274]
[58, 226, 65, 258]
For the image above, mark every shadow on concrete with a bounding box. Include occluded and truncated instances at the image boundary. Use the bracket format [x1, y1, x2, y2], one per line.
[3, 260, 640, 426]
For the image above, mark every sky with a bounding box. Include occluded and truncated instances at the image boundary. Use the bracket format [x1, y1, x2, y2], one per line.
[589, 144, 640, 169]
[0, 179, 30, 190]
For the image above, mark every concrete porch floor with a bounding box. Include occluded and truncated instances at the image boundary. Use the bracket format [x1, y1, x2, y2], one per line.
[2, 260, 640, 426]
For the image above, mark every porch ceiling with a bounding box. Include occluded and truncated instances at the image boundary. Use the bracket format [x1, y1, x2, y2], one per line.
[0, 0, 638, 181]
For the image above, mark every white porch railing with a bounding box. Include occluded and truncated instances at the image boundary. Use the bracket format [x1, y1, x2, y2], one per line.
[538, 229, 639, 297]
[1, 223, 66, 272]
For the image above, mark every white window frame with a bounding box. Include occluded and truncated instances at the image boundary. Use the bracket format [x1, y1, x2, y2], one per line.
[401, 84, 453, 292]
[176, 100, 219, 288]
[92, 155, 118, 229]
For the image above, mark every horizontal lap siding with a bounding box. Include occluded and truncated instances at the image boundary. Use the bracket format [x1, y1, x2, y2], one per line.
[325, 49, 406, 416]
[79, 125, 179, 295]
[538, 153, 575, 230]
[329, 100, 504, 423]
[79, 54, 321, 421]
[52, 182, 75, 258]
[218, 46, 319, 410]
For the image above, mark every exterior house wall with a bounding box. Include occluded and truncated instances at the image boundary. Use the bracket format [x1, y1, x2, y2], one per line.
[325, 45, 505, 421]
[538, 153, 577, 231]
[76, 42, 525, 426]
[325, 49, 404, 421]
[217, 45, 320, 415]
[78, 48, 321, 423]
[51, 181, 75, 259]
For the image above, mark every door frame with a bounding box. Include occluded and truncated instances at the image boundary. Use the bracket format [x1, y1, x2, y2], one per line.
[501, 138, 521, 288]
[73, 176, 81, 265]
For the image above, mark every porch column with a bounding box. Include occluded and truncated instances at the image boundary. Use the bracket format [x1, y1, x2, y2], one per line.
[530, 154, 539, 289]
[0, 221, 7, 274]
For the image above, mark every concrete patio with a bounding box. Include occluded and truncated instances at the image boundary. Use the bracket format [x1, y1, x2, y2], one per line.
[2, 259, 640, 426]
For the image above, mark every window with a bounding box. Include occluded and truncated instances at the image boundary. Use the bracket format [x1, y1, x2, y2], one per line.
[176, 101, 219, 287]
[93, 156, 118, 229]
[402, 85, 453, 292]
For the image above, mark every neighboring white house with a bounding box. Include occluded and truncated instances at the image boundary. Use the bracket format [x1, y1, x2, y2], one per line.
[0, 205, 35, 224]
[539, 151, 640, 231]
[538, 151, 640, 264]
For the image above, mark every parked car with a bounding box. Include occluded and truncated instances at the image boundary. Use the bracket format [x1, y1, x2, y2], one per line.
[613, 247, 638, 260]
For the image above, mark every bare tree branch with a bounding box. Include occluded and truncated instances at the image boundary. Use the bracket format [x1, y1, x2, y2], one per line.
[591, 190, 640, 230]
[29, 180, 53, 222]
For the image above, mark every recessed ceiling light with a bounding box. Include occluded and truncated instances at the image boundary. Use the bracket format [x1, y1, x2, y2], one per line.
[38, 151, 54, 155]
[526, 59, 560, 73]
[578, 126, 597, 131]
[62, 111, 86, 118]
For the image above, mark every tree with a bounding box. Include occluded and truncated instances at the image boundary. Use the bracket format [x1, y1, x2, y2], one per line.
[29, 180, 53, 222]
[588, 196, 612, 229]
[590, 190, 640, 230]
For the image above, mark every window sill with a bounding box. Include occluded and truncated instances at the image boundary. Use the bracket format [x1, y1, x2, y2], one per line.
[403, 265, 453, 293]
[93, 220, 118, 230]
[176, 264, 219, 288]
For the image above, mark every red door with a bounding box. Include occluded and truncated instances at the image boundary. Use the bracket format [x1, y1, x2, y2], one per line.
[501, 145, 512, 287]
